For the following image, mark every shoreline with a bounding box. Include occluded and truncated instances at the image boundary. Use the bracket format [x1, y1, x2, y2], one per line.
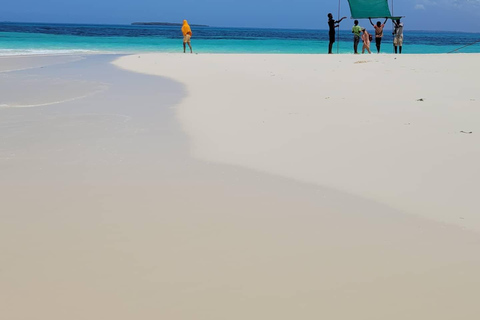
[2, 51, 480, 58]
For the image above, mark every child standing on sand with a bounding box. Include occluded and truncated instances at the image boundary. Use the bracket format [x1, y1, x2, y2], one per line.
[351, 20, 362, 54]
[361, 29, 372, 54]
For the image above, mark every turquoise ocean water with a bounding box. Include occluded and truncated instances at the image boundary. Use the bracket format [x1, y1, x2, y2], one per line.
[1, 22, 479, 55]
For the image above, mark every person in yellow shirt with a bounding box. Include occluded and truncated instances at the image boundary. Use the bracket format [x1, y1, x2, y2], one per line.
[182, 20, 193, 53]
[351, 20, 362, 54]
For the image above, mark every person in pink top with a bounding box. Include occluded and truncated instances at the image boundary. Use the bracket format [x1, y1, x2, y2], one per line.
[369, 18, 388, 53]
[361, 28, 372, 54]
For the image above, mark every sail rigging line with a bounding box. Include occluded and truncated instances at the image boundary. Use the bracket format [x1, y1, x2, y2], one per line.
[448, 39, 480, 54]
[391, 0, 394, 53]
[337, 0, 341, 53]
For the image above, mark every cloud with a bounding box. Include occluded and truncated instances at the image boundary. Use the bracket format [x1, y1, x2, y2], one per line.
[455, 0, 480, 5]
[413, 0, 480, 15]
[417, 0, 480, 7]
[450, 0, 480, 8]
[413, 0, 438, 9]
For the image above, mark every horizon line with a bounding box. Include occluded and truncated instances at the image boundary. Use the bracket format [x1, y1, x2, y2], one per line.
[1, 20, 479, 35]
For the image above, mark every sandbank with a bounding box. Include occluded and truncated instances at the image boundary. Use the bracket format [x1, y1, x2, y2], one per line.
[0, 53, 479, 319]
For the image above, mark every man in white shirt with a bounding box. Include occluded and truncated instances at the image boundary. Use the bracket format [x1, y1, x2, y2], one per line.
[393, 18, 404, 54]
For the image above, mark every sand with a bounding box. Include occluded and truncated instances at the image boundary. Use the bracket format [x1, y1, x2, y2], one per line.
[114, 53, 480, 232]
[0, 53, 479, 319]
[0, 54, 84, 73]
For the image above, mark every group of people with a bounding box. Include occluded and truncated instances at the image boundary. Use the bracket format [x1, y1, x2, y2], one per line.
[183, 17, 404, 55]
[328, 13, 404, 54]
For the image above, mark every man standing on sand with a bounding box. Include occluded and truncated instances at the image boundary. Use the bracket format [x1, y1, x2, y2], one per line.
[352, 20, 362, 54]
[393, 18, 404, 54]
[327, 13, 347, 54]
[369, 17, 388, 53]
[182, 20, 193, 53]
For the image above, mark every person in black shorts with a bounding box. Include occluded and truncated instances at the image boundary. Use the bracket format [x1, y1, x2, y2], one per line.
[369, 17, 388, 53]
[328, 13, 347, 54]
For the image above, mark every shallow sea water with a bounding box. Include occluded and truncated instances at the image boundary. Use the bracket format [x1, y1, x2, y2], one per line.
[1, 22, 479, 55]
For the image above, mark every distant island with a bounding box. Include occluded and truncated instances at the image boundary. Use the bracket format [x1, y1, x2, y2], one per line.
[131, 22, 209, 27]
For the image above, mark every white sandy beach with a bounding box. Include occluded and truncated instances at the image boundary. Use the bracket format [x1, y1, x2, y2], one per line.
[115, 53, 480, 231]
[1, 53, 480, 319]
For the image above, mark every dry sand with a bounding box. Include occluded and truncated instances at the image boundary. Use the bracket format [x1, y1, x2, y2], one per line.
[115, 53, 480, 232]
[0, 53, 479, 320]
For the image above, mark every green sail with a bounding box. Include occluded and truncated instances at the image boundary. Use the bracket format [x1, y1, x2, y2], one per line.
[347, 0, 400, 19]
